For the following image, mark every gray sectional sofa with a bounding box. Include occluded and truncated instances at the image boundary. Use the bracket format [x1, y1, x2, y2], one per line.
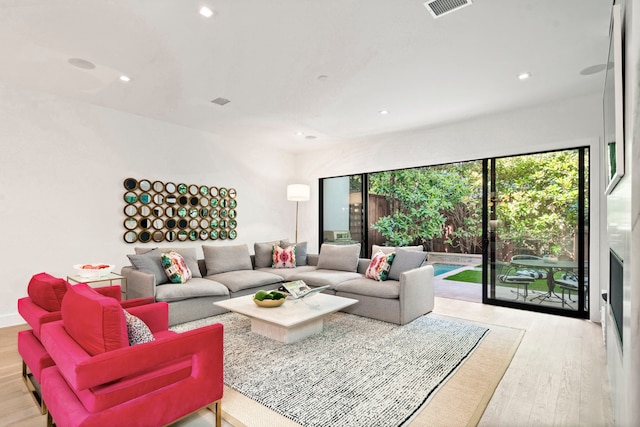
[121, 242, 434, 326]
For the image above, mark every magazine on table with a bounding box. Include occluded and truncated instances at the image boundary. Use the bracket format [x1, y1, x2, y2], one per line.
[280, 280, 330, 299]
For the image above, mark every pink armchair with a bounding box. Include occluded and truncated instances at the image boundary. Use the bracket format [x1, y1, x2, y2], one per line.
[17, 272, 154, 414]
[40, 283, 224, 427]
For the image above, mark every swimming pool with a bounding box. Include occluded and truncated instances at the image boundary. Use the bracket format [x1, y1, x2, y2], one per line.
[432, 263, 465, 276]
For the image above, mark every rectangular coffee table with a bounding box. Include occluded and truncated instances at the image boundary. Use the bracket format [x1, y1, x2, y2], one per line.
[214, 293, 357, 343]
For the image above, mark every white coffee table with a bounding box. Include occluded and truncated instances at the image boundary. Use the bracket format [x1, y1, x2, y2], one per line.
[214, 293, 358, 343]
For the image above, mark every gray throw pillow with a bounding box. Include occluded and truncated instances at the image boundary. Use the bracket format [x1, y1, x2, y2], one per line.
[134, 247, 202, 278]
[316, 243, 360, 272]
[280, 240, 307, 266]
[127, 248, 169, 285]
[388, 249, 427, 281]
[203, 244, 253, 275]
[254, 241, 280, 268]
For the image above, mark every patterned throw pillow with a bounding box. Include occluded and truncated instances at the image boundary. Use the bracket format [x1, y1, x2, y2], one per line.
[365, 251, 396, 281]
[124, 310, 155, 346]
[160, 251, 192, 284]
[272, 245, 296, 268]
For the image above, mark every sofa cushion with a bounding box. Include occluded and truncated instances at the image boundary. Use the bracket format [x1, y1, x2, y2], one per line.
[205, 270, 282, 293]
[254, 240, 281, 268]
[134, 247, 202, 278]
[365, 251, 395, 281]
[128, 248, 169, 285]
[203, 244, 253, 275]
[335, 277, 400, 299]
[291, 269, 362, 289]
[388, 249, 427, 281]
[124, 311, 155, 346]
[61, 284, 128, 356]
[273, 244, 296, 268]
[316, 243, 361, 272]
[154, 278, 229, 302]
[27, 272, 70, 312]
[256, 266, 317, 281]
[160, 251, 192, 284]
[281, 240, 307, 266]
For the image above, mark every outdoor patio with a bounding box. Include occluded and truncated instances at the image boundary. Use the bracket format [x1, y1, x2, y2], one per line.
[433, 264, 581, 311]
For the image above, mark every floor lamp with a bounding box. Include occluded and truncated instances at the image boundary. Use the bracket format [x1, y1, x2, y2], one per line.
[287, 184, 310, 243]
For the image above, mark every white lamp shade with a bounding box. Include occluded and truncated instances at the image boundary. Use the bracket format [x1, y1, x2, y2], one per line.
[287, 184, 310, 201]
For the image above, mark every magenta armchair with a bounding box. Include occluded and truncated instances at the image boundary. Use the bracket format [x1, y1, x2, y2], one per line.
[40, 283, 224, 427]
[17, 272, 154, 414]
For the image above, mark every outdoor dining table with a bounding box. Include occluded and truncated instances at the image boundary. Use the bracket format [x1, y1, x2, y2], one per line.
[509, 258, 578, 303]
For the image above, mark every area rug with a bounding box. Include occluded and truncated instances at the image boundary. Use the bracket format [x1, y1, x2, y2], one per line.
[171, 312, 522, 427]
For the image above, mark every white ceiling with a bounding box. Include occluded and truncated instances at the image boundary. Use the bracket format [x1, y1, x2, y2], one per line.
[0, 0, 613, 152]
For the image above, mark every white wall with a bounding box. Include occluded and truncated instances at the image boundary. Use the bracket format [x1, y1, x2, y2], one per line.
[294, 92, 604, 323]
[605, 0, 639, 425]
[0, 83, 297, 327]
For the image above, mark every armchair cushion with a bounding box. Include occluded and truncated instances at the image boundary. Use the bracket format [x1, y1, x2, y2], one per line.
[61, 284, 128, 356]
[27, 272, 70, 312]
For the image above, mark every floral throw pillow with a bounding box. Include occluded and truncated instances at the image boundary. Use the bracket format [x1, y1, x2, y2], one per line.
[365, 251, 396, 281]
[160, 251, 192, 284]
[272, 245, 296, 268]
[124, 310, 155, 346]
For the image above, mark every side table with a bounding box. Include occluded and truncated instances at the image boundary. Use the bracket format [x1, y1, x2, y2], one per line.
[67, 273, 128, 299]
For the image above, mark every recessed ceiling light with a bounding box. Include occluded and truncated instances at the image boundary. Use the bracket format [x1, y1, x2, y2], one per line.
[379, 110, 389, 115]
[67, 57, 95, 70]
[517, 72, 531, 80]
[199, 6, 214, 18]
[210, 97, 230, 106]
[119, 75, 131, 82]
[295, 132, 305, 136]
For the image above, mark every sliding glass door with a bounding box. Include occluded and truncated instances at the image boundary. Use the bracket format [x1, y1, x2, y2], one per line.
[484, 149, 589, 317]
[320, 175, 366, 256]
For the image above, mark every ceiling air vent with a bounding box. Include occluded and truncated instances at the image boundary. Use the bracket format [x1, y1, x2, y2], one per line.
[423, 0, 472, 18]
[210, 97, 230, 106]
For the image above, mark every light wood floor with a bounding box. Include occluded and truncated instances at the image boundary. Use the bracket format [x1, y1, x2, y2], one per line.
[1, 297, 613, 427]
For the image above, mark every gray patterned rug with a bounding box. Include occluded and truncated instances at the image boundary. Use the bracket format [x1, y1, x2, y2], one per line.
[172, 312, 489, 427]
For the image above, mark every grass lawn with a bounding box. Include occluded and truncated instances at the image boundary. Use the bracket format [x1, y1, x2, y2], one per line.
[444, 268, 550, 292]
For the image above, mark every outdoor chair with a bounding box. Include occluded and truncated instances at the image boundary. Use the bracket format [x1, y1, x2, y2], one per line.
[554, 263, 587, 309]
[495, 261, 535, 301]
[510, 255, 547, 279]
[40, 283, 224, 427]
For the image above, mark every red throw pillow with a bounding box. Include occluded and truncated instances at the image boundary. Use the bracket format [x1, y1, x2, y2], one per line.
[61, 283, 128, 356]
[27, 272, 70, 312]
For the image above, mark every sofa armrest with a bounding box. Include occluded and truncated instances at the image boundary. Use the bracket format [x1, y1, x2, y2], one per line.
[121, 266, 157, 299]
[42, 319, 223, 391]
[398, 264, 434, 325]
[17, 297, 62, 338]
[125, 302, 169, 333]
[93, 285, 122, 301]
